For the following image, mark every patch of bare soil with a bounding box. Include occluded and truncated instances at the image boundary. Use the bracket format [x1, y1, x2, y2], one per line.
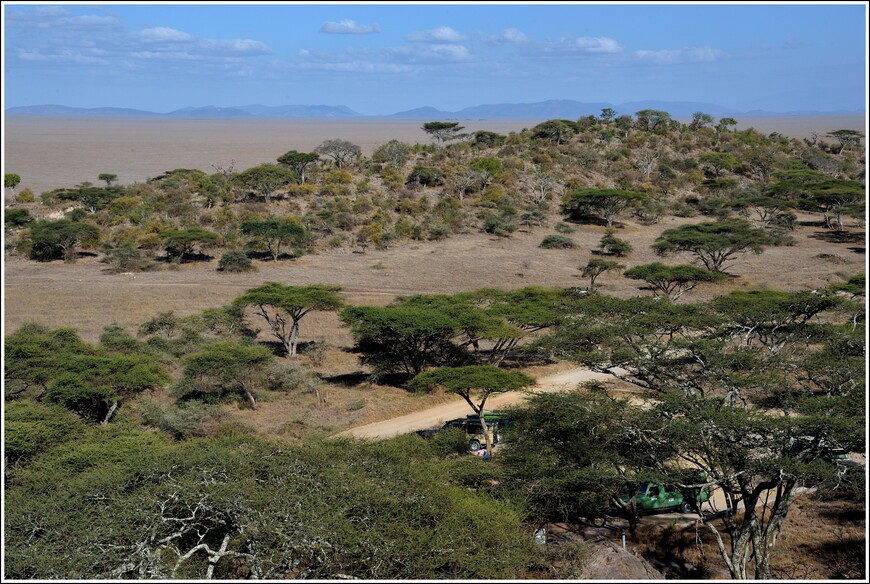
[538, 494, 865, 580]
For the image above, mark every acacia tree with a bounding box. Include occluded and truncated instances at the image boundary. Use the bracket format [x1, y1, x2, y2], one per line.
[372, 140, 411, 168]
[340, 304, 464, 379]
[407, 365, 533, 453]
[232, 164, 296, 202]
[5, 172, 22, 196]
[98, 173, 118, 187]
[454, 287, 567, 365]
[531, 120, 576, 144]
[28, 219, 100, 263]
[623, 262, 726, 301]
[581, 258, 623, 289]
[468, 157, 502, 195]
[314, 139, 361, 168]
[519, 165, 562, 205]
[699, 152, 740, 177]
[562, 188, 646, 227]
[234, 283, 343, 357]
[827, 129, 863, 155]
[159, 227, 219, 262]
[240, 216, 307, 261]
[729, 194, 796, 230]
[689, 111, 715, 130]
[421, 121, 465, 143]
[499, 389, 659, 529]
[179, 342, 272, 409]
[634, 109, 672, 133]
[532, 290, 862, 579]
[4, 323, 168, 423]
[652, 219, 771, 273]
[53, 184, 124, 213]
[276, 150, 320, 184]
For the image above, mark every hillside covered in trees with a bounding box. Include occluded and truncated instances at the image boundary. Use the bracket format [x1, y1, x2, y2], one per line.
[3, 109, 866, 580]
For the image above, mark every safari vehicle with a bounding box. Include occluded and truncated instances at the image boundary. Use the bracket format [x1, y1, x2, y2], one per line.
[618, 473, 711, 515]
[417, 412, 511, 451]
[787, 434, 856, 469]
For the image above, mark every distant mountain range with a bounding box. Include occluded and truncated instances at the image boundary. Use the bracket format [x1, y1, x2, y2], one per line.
[5, 100, 863, 120]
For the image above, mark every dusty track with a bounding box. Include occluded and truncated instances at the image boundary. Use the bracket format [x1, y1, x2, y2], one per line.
[335, 366, 614, 440]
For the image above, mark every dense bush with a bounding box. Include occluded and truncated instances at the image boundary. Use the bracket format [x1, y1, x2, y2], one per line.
[4, 432, 535, 579]
[4, 207, 34, 227]
[217, 249, 255, 272]
[540, 234, 576, 249]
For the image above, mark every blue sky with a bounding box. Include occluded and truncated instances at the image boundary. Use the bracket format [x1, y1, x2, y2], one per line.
[2, 1, 867, 115]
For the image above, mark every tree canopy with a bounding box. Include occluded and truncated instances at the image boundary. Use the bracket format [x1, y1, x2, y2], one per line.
[652, 219, 771, 273]
[234, 283, 344, 357]
[408, 365, 534, 452]
[623, 262, 726, 301]
[421, 121, 465, 143]
[240, 216, 307, 261]
[562, 188, 646, 227]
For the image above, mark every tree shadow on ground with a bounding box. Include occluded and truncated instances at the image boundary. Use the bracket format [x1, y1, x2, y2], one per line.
[158, 252, 214, 264]
[245, 251, 301, 261]
[808, 230, 865, 246]
[323, 371, 371, 387]
[565, 215, 615, 228]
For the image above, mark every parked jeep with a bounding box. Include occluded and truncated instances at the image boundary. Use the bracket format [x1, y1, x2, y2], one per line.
[416, 413, 511, 451]
[618, 473, 711, 515]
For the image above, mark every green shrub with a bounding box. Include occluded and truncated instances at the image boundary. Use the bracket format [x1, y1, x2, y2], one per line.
[481, 213, 517, 238]
[407, 165, 445, 187]
[137, 399, 222, 440]
[4, 208, 34, 227]
[540, 234, 576, 249]
[14, 188, 36, 203]
[4, 401, 86, 464]
[217, 249, 255, 272]
[554, 222, 575, 234]
[598, 229, 633, 257]
[427, 223, 450, 241]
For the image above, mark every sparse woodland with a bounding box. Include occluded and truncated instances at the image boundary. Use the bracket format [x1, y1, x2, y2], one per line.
[3, 110, 866, 580]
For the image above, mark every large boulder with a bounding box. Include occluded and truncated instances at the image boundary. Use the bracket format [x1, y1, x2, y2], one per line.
[578, 539, 664, 580]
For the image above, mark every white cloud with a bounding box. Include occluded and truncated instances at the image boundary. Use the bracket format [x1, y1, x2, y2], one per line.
[137, 27, 194, 43]
[320, 19, 381, 34]
[491, 28, 528, 44]
[570, 36, 622, 54]
[635, 46, 726, 64]
[294, 48, 412, 73]
[201, 38, 271, 56]
[406, 26, 466, 43]
[320, 61, 410, 73]
[389, 44, 472, 62]
[17, 48, 108, 65]
[7, 6, 119, 29]
[7, 7, 271, 68]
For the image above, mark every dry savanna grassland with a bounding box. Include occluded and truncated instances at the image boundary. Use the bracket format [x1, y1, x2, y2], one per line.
[3, 114, 866, 579]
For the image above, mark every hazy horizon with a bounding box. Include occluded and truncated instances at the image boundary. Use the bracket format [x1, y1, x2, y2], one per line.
[3, 114, 865, 199]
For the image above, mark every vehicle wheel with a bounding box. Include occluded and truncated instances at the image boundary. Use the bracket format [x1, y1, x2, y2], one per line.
[469, 439, 481, 451]
[680, 501, 693, 514]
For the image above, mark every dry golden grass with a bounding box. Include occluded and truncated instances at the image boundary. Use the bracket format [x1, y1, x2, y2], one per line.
[4, 209, 864, 443]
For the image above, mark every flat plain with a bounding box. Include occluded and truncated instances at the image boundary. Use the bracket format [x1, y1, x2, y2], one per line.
[3, 114, 865, 198]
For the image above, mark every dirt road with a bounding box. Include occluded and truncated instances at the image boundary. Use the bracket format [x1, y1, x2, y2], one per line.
[335, 366, 614, 440]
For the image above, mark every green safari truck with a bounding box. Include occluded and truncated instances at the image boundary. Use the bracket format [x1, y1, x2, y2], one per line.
[620, 475, 711, 515]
